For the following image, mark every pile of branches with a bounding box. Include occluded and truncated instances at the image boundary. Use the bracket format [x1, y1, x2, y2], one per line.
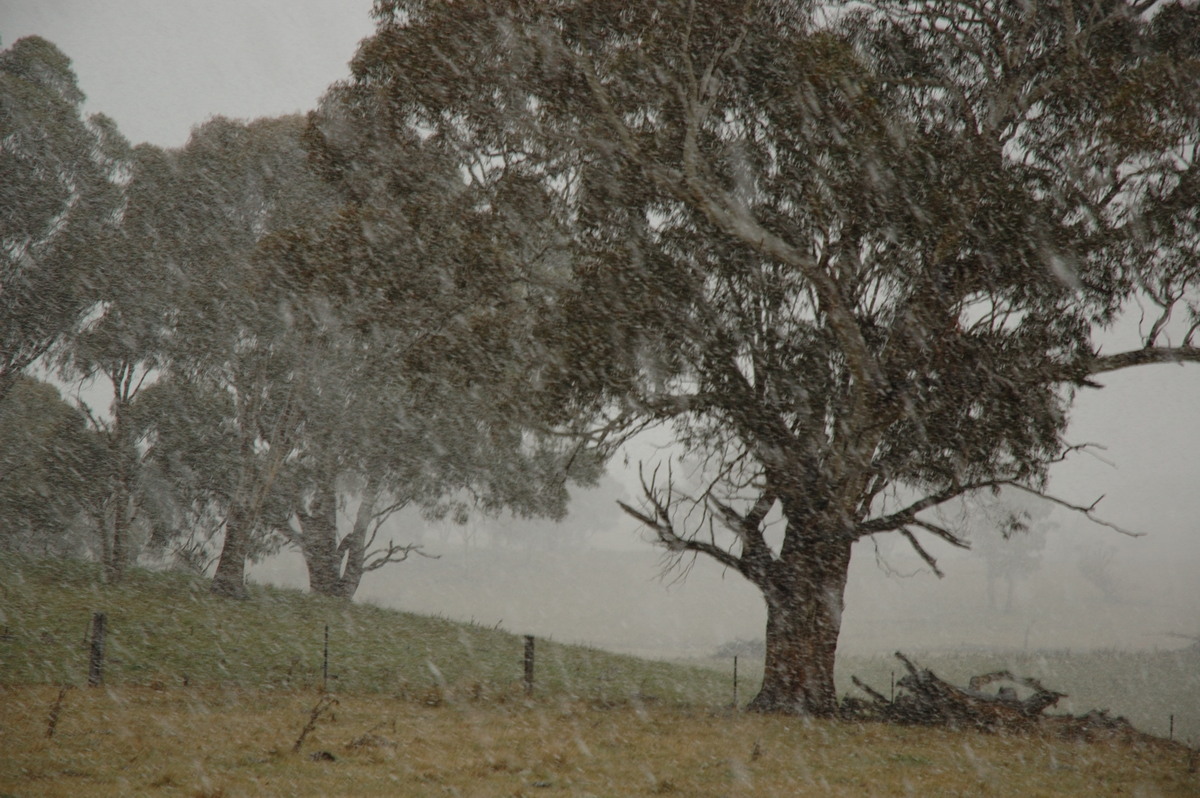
[842, 651, 1175, 748]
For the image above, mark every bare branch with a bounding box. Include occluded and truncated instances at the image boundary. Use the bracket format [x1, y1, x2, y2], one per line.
[912, 518, 969, 550]
[1081, 346, 1200, 379]
[899, 526, 945, 578]
[617, 462, 746, 573]
[363, 541, 437, 573]
[1004, 484, 1142, 538]
[618, 499, 743, 572]
[858, 479, 1007, 536]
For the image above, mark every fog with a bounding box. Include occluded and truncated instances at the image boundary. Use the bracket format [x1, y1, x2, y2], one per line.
[255, 355, 1200, 662]
[4, 0, 1197, 663]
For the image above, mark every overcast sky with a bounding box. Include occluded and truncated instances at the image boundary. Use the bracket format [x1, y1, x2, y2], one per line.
[3, 0, 1198, 565]
[1, 0, 375, 147]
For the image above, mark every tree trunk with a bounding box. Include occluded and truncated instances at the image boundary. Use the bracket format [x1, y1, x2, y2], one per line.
[747, 529, 853, 717]
[102, 485, 129, 584]
[210, 504, 251, 599]
[102, 393, 134, 583]
[332, 478, 380, 600]
[299, 479, 342, 597]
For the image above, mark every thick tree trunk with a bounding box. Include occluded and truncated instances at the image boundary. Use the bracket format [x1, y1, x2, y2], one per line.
[210, 505, 251, 599]
[299, 480, 342, 597]
[747, 531, 853, 716]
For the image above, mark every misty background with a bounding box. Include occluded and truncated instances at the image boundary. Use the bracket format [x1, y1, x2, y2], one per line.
[2, 0, 1197, 662]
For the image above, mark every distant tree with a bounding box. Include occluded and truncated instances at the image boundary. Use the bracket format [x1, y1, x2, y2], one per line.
[150, 115, 338, 599]
[965, 492, 1053, 612]
[0, 377, 105, 558]
[0, 37, 125, 402]
[267, 64, 606, 598]
[56, 140, 181, 582]
[341, 0, 1200, 715]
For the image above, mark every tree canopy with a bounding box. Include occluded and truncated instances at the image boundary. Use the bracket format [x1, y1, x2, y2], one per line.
[1, 36, 125, 402]
[338, 0, 1200, 714]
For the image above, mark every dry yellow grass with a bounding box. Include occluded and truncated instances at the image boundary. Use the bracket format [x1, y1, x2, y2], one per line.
[1, 685, 1196, 797]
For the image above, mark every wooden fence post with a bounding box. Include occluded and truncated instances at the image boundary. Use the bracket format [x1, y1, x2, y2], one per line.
[523, 635, 535, 696]
[87, 612, 106, 687]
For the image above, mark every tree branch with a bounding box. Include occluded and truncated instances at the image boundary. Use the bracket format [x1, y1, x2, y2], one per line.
[1083, 346, 1200, 378]
[898, 526, 945, 578]
[617, 462, 746, 574]
[858, 479, 1007, 536]
[362, 541, 436, 573]
[1004, 484, 1142, 538]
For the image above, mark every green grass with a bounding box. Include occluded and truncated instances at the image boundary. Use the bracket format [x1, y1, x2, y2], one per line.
[0, 555, 730, 705]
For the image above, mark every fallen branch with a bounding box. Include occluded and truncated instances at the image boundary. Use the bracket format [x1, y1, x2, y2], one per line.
[45, 685, 72, 739]
[843, 651, 1064, 731]
[293, 694, 339, 754]
[845, 652, 1198, 765]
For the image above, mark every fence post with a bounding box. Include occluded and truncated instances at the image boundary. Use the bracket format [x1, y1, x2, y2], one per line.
[323, 624, 329, 692]
[733, 655, 739, 708]
[523, 635, 535, 696]
[87, 612, 106, 687]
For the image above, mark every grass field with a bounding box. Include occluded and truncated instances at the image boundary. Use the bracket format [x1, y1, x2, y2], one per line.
[2, 685, 1197, 797]
[1, 556, 1198, 797]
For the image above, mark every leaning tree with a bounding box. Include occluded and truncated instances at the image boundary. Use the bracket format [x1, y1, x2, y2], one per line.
[342, 0, 1199, 715]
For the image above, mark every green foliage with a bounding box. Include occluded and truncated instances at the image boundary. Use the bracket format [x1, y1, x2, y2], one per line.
[0, 378, 105, 558]
[0, 36, 126, 400]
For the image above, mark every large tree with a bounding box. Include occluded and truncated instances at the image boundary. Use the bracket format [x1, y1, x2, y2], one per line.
[341, 0, 1199, 715]
[265, 120, 605, 597]
[156, 115, 337, 598]
[57, 140, 177, 582]
[0, 36, 125, 402]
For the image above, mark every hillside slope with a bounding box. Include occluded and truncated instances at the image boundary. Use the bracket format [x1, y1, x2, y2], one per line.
[0, 556, 729, 704]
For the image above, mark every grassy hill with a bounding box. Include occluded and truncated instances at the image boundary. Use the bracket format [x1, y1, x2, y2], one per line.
[0, 555, 729, 705]
[2, 556, 1198, 797]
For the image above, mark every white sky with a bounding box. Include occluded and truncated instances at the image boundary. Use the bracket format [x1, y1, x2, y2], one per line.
[1, 0, 376, 147]
[3, 0, 1198, 578]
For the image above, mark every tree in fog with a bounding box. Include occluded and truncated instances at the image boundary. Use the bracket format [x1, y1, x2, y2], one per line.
[55, 140, 188, 581]
[0, 377, 105, 558]
[1, 37, 125, 402]
[341, 0, 1199, 715]
[965, 491, 1052, 612]
[263, 113, 605, 597]
[147, 115, 339, 599]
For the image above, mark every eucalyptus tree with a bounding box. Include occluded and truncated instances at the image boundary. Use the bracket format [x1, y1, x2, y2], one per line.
[143, 114, 339, 598]
[0, 36, 125, 402]
[56, 141, 180, 581]
[260, 176, 605, 598]
[340, 0, 1200, 715]
[0, 376, 105, 559]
